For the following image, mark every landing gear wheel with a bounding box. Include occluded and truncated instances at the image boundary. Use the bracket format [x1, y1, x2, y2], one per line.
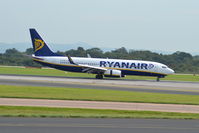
[96, 74, 103, 79]
[96, 75, 99, 79]
[156, 77, 160, 82]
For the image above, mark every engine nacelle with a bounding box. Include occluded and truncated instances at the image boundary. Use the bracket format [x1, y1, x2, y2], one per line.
[104, 69, 122, 78]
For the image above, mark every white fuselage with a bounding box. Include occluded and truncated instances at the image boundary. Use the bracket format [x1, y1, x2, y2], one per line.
[33, 55, 174, 77]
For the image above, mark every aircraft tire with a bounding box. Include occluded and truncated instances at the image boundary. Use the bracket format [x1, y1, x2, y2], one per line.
[96, 74, 103, 79]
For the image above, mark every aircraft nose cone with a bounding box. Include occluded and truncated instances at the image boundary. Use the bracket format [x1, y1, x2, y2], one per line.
[168, 68, 175, 74]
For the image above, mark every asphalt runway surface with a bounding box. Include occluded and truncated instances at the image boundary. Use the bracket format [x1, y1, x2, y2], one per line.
[0, 74, 199, 95]
[1, 117, 199, 133]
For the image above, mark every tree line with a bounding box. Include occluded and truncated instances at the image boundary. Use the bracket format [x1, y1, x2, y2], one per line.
[0, 47, 199, 74]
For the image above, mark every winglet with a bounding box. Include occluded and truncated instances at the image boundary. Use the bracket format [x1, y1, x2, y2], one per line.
[67, 55, 76, 65]
[87, 54, 91, 58]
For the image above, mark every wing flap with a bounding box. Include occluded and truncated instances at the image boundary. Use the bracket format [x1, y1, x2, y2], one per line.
[79, 64, 107, 73]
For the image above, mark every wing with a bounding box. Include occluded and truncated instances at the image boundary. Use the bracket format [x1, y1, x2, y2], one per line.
[78, 64, 107, 73]
[67, 55, 107, 73]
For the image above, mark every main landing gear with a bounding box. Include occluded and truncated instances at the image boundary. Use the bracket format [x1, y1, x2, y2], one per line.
[156, 77, 160, 82]
[96, 74, 103, 79]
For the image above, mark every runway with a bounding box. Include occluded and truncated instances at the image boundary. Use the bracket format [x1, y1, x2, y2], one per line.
[0, 74, 199, 95]
[1, 117, 199, 133]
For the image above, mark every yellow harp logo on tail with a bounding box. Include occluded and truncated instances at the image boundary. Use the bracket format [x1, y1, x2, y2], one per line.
[34, 39, 45, 52]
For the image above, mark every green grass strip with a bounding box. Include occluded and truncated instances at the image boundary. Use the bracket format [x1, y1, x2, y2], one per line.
[1, 85, 199, 105]
[0, 66, 199, 81]
[0, 66, 94, 78]
[1, 106, 199, 119]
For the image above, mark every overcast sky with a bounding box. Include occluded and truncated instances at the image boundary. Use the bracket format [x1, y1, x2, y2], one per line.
[0, 0, 198, 53]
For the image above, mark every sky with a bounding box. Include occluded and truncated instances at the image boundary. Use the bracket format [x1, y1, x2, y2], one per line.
[0, 0, 199, 53]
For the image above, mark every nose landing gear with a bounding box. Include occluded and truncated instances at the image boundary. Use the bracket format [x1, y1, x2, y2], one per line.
[156, 77, 160, 82]
[156, 75, 165, 82]
[96, 74, 103, 79]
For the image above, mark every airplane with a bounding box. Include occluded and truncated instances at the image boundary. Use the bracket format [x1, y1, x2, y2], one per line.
[29, 28, 175, 81]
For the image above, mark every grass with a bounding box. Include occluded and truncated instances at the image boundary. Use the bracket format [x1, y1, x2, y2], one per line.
[0, 66, 94, 78]
[1, 85, 199, 105]
[1, 106, 199, 119]
[0, 66, 199, 82]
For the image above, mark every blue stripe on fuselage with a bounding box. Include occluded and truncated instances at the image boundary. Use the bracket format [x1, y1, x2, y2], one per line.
[120, 69, 165, 77]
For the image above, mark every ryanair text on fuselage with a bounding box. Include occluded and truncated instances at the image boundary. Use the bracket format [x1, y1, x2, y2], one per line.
[100, 61, 154, 70]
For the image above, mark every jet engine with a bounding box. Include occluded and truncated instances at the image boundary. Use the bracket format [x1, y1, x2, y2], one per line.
[104, 69, 122, 78]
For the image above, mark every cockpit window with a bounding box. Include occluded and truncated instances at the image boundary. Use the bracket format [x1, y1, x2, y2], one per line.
[162, 66, 167, 69]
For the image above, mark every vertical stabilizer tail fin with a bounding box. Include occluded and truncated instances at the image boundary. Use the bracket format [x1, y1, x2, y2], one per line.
[29, 28, 61, 56]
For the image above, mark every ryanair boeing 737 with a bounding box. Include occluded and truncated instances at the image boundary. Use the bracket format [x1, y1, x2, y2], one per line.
[29, 29, 174, 81]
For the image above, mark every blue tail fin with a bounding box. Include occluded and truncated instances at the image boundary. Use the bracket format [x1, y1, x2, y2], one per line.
[29, 28, 61, 56]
